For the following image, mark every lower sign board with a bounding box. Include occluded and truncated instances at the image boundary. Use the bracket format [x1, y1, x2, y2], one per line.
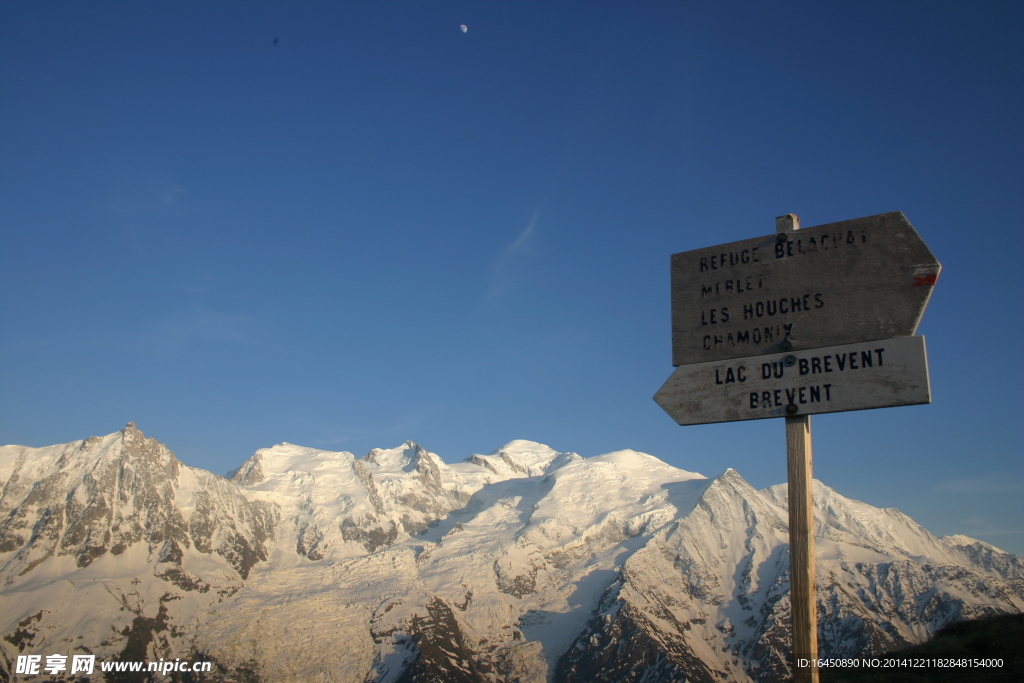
[654, 336, 930, 425]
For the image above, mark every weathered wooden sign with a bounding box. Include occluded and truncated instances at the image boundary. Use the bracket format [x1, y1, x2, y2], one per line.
[671, 212, 940, 366]
[656, 211, 939, 683]
[654, 336, 931, 425]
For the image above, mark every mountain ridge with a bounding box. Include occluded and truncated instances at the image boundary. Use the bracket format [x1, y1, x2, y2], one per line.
[2, 424, 1021, 682]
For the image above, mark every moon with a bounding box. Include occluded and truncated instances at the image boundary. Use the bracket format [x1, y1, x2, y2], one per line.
[460, 24, 468, 33]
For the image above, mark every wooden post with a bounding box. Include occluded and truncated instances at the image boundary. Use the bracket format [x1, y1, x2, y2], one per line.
[777, 213, 819, 683]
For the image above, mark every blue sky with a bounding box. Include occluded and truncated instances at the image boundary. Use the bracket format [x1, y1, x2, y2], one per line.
[2, 2, 1022, 553]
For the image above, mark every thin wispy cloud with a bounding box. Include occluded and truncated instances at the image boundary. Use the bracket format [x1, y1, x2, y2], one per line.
[175, 272, 216, 295]
[99, 309, 255, 357]
[159, 184, 185, 207]
[175, 283, 210, 295]
[310, 430, 373, 450]
[956, 515, 1024, 538]
[101, 182, 188, 256]
[311, 410, 438, 452]
[143, 309, 250, 345]
[485, 210, 540, 302]
[933, 476, 1024, 493]
[103, 183, 186, 215]
[506, 213, 537, 253]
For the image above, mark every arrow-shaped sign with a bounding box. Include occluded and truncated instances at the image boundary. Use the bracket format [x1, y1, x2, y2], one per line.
[654, 336, 931, 426]
[670, 212, 940, 366]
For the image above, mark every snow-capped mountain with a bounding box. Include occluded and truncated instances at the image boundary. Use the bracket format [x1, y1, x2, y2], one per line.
[1, 425, 1021, 682]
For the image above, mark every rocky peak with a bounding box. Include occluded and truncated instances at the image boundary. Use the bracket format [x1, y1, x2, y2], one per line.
[1, 426, 276, 581]
[229, 451, 266, 486]
[363, 441, 424, 471]
[943, 535, 1024, 583]
[116, 422, 180, 470]
[696, 466, 777, 517]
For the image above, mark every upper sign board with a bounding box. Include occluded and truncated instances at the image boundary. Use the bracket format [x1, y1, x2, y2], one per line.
[671, 212, 940, 366]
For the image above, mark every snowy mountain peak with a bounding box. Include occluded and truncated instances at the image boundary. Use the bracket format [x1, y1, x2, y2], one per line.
[702, 464, 761, 496]
[943, 534, 1005, 552]
[467, 439, 580, 478]
[238, 442, 357, 475]
[363, 440, 431, 472]
[589, 448, 702, 476]
[761, 480, 979, 566]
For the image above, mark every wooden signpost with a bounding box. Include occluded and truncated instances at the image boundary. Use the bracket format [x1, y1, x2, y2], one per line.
[655, 212, 940, 683]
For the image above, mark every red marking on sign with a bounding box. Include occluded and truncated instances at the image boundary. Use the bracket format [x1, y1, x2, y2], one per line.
[913, 274, 938, 287]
